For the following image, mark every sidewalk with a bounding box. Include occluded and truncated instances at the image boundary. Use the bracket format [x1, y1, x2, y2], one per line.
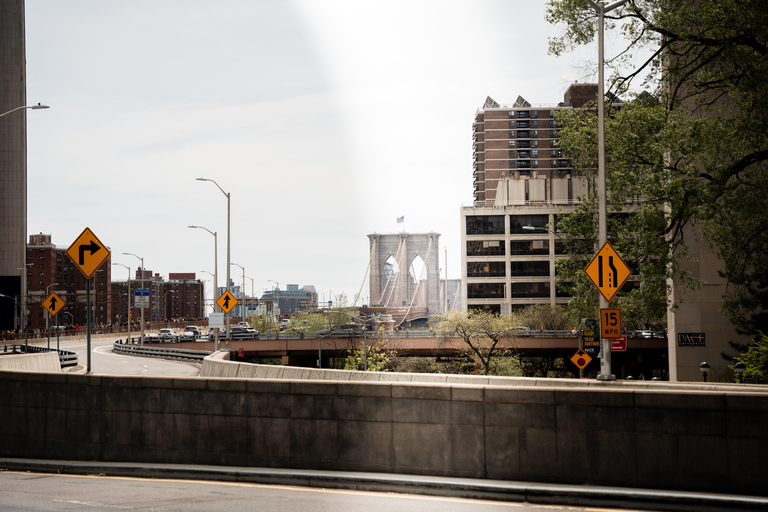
[1, 458, 766, 512]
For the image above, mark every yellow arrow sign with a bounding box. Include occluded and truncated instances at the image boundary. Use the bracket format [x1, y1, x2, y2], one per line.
[584, 241, 631, 303]
[42, 292, 66, 316]
[570, 349, 592, 371]
[216, 290, 239, 314]
[66, 227, 111, 279]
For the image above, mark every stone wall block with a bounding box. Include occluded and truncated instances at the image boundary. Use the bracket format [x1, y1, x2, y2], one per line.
[392, 422, 451, 473]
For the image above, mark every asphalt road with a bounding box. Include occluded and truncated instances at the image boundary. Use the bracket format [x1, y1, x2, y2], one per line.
[60, 337, 201, 377]
[0, 470, 647, 512]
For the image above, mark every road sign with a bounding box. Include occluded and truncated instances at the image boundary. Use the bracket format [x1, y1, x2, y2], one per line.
[600, 308, 622, 339]
[584, 241, 631, 303]
[66, 227, 111, 279]
[135, 289, 150, 308]
[42, 292, 65, 316]
[238, 347, 244, 358]
[611, 336, 627, 352]
[570, 349, 592, 371]
[216, 290, 238, 314]
[583, 331, 600, 356]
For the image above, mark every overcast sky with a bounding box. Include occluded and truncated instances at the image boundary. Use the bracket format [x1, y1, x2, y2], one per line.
[24, 0, 599, 306]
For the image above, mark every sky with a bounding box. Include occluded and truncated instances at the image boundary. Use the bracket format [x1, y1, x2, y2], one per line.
[23, 0, 600, 307]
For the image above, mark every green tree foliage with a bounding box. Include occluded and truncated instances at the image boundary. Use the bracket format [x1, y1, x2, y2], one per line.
[516, 304, 576, 330]
[432, 310, 519, 375]
[735, 332, 768, 383]
[546, 0, 768, 334]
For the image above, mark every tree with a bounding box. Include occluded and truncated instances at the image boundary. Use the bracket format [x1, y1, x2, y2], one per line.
[517, 304, 576, 331]
[546, 0, 768, 335]
[344, 327, 397, 372]
[735, 332, 768, 383]
[432, 310, 519, 375]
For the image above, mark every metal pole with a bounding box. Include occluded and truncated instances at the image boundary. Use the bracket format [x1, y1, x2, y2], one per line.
[86, 277, 92, 373]
[584, 0, 627, 381]
[56, 311, 60, 353]
[226, 191, 231, 341]
[140, 258, 145, 346]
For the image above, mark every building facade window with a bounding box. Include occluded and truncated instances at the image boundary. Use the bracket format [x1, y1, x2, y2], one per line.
[466, 216, 505, 235]
[467, 240, 505, 256]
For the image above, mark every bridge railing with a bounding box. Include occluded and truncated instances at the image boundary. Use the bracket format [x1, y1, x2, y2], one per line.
[1, 343, 79, 367]
[113, 341, 212, 361]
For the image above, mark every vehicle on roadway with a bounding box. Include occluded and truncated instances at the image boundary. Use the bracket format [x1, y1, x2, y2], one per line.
[157, 328, 178, 342]
[180, 326, 201, 340]
[209, 326, 258, 340]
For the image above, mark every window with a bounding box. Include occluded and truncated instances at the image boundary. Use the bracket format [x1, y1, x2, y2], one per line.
[532, 150, 538, 157]
[467, 262, 505, 277]
[507, 282, 550, 298]
[532, 110, 538, 117]
[550, 130, 557, 137]
[531, 120, 538, 127]
[510, 261, 550, 277]
[467, 283, 504, 299]
[549, 110, 555, 118]
[467, 240, 505, 256]
[510, 240, 549, 255]
[508, 130, 515, 138]
[39, 272, 45, 277]
[518, 150, 531, 159]
[517, 130, 530, 138]
[531, 130, 538, 138]
[550, 150, 557, 157]
[532, 160, 539, 168]
[508, 140, 515, 148]
[531, 140, 538, 148]
[39, 280, 44, 285]
[510, 214, 548, 234]
[549, 120, 556, 127]
[509, 160, 516, 169]
[466, 215, 505, 235]
[516, 120, 530, 129]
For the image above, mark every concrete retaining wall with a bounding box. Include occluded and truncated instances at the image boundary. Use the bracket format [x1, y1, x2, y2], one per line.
[1, 368, 766, 497]
[0, 352, 61, 372]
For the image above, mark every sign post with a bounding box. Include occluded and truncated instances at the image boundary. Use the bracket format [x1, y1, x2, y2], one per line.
[42, 292, 65, 353]
[66, 228, 111, 374]
[584, 241, 631, 380]
[216, 291, 238, 349]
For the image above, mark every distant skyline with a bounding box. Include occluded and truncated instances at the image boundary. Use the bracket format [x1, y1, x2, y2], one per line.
[23, 0, 602, 305]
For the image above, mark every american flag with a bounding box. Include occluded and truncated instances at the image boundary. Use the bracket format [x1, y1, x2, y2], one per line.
[396, 216, 404, 223]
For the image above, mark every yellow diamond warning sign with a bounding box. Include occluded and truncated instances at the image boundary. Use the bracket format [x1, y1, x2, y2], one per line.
[66, 227, 111, 279]
[216, 290, 239, 314]
[570, 349, 592, 371]
[42, 292, 65, 316]
[584, 241, 631, 303]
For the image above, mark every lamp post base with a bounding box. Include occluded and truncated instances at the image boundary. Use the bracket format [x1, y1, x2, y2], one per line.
[596, 373, 617, 381]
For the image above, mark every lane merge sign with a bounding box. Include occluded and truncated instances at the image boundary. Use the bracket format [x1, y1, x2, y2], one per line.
[584, 241, 631, 303]
[216, 290, 239, 314]
[66, 227, 111, 279]
[42, 292, 65, 316]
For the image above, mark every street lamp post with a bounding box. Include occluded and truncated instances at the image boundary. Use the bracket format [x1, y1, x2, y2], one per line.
[164, 290, 177, 322]
[268, 280, 279, 326]
[45, 282, 59, 349]
[0, 103, 49, 118]
[581, 0, 628, 381]
[699, 362, 710, 383]
[197, 178, 230, 340]
[231, 263, 245, 321]
[123, 252, 146, 346]
[200, 270, 219, 349]
[112, 263, 131, 343]
[188, 226, 218, 311]
[734, 361, 746, 383]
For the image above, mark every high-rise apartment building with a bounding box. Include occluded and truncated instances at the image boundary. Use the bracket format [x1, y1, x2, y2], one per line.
[462, 84, 602, 313]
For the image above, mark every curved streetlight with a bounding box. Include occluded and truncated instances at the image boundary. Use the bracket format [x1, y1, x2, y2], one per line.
[197, 178, 231, 339]
[123, 252, 146, 346]
[163, 290, 177, 322]
[0, 103, 49, 118]
[188, 226, 218, 311]
[268, 280, 279, 320]
[231, 263, 245, 321]
[112, 263, 132, 343]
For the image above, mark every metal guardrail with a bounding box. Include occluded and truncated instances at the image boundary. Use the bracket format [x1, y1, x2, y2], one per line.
[1, 344, 79, 367]
[112, 341, 212, 362]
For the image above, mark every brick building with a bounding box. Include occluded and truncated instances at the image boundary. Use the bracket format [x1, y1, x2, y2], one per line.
[112, 271, 204, 325]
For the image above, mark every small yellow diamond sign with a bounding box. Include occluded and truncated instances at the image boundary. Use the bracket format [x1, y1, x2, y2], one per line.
[66, 227, 110, 279]
[216, 290, 239, 314]
[570, 349, 592, 371]
[584, 241, 631, 303]
[42, 292, 65, 316]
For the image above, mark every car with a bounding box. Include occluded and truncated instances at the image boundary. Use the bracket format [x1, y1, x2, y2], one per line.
[180, 326, 201, 340]
[157, 328, 178, 342]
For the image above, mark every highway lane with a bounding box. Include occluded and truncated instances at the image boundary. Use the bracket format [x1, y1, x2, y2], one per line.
[60, 337, 200, 377]
[0, 471, 648, 512]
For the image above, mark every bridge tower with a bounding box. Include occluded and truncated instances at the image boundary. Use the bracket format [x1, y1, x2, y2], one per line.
[368, 232, 440, 317]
